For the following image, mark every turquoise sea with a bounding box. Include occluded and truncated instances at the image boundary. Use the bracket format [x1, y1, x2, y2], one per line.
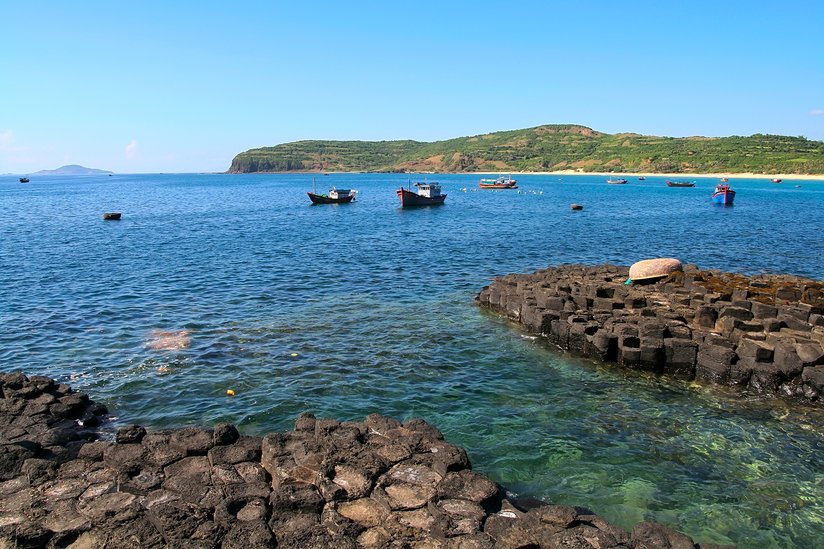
[1, 173, 823, 547]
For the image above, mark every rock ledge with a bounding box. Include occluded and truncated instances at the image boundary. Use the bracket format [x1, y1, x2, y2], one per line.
[0, 372, 732, 548]
[477, 263, 824, 403]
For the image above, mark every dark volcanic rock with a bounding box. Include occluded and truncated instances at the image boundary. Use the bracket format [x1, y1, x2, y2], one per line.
[0, 374, 722, 548]
[477, 264, 824, 406]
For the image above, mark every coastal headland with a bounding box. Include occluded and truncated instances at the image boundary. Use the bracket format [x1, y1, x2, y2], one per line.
[477, 264, 824, 405]
[0, 372, 729, 548]
[227, 124, 824, 176]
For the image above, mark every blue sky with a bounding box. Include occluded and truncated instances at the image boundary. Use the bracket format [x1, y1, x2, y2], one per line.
[1, 1, 822, 173]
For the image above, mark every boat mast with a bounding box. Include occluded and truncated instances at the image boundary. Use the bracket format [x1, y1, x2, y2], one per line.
[313, 176, 316, 194]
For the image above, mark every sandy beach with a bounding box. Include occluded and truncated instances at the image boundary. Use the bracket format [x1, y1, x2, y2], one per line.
[290, 170, 824, 180]
[496, 170, 824, 181]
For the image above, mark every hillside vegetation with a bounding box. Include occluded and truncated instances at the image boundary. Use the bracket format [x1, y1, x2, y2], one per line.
[228, 125, 824, 174]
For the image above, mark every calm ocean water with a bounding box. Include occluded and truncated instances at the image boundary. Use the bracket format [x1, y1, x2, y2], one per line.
[2, 173, 823, 547]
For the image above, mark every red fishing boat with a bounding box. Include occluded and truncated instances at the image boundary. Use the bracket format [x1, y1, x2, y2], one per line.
[771, 178, 782, 183]
[397, 181, 446, 207]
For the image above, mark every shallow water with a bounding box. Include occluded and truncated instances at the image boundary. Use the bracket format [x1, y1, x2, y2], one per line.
[1, 173, 823, 547]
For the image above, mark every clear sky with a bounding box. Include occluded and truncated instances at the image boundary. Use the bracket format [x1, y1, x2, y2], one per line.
[2, 1, 822, 173]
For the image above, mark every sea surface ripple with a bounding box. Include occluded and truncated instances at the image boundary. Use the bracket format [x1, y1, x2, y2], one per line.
[1, 173, 823, 547]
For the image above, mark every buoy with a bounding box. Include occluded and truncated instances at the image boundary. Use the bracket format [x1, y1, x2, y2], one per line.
[103, 212, 121, 220]
[226, 389, 235, 396]
[290, 352, 299, 357]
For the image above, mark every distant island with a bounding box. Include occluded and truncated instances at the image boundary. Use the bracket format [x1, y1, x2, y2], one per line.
[228, 124, 824, 175]
[32, 164, 113, 175]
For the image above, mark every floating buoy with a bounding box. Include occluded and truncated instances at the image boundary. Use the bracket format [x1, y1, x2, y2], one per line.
[570, 203, 583, 211]
[103, 212, 121, 220]
[226, 389, 235, 396]
[290, 352, 299, 357]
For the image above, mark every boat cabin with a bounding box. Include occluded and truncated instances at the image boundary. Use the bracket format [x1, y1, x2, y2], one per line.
[328, 188, 353, 199]
[414, 182, 442, 198]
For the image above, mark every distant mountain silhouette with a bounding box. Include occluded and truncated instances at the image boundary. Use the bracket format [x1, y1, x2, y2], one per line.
[32, 164, 113, 175]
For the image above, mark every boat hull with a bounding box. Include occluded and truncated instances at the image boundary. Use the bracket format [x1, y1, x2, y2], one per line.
[666, 181, 695, 187]
[711, 190, 735, 205]
[478, 183, 518, 189]
[308, 192, 355, 204]
[397, 188, 446, 207]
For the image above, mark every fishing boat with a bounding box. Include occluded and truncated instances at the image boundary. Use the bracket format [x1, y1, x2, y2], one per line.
[711, 183, 736, 205]
[771, 178, 782, 183]
[478, 175, 517, 189]
[666, 180, 695, 187]
[397, 180, 446, 207]
[19, 177, 29, 183]
[638, 176, 646, 181]
[307, 178, 357, 204]
[720, 177, 729, 183]
[606, 178, 627, 184]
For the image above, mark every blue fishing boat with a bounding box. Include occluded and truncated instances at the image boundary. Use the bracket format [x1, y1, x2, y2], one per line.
[711, 183, 735, 205]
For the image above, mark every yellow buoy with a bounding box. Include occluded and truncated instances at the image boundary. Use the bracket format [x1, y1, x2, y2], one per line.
[226, 389, 235, 396]
[290, 353, 299, 357]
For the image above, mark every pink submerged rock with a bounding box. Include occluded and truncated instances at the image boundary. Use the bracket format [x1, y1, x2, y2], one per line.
[147, 329, 191, 350]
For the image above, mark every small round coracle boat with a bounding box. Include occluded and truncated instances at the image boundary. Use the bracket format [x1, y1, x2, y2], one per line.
[570, 203, 583, 211]
[103, 212, 122, 220]
[628, 258, 683, 283]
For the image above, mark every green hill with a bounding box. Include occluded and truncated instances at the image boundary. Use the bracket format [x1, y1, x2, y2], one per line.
[227, 125, 824, 175]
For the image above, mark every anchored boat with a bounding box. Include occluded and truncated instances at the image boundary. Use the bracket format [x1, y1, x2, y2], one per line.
[479, 175, 517, 189]
[307, 178, 357, 204]
[397, 181, 446, 207]
[711, 183, 736, 205]
[19, 177, 29, 183]
[606, 178, 628, 184]
[666, 180, 695, 187]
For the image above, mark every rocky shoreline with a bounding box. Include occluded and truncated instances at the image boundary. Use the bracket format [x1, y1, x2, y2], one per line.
[0, 372, 733, 548]
[476, 263, 824, 404]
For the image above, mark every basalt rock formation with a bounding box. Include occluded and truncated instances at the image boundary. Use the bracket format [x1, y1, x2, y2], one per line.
[0, 372, 732, 548]
[477, 264, 824, 403]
